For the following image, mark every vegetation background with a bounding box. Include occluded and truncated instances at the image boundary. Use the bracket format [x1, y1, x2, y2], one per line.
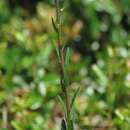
[0, 0, 130, 129]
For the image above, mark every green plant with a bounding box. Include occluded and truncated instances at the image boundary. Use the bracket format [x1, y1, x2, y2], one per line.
[52, 0, 80, 130]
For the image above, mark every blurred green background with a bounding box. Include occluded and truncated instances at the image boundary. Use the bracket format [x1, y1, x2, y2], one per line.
[0, 0, 130, 130]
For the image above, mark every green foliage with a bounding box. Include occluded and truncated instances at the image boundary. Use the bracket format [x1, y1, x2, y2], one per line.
[0, 0, 130, 130]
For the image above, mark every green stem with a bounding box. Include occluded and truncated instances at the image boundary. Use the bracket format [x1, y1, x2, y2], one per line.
[54, 0, 71, 129]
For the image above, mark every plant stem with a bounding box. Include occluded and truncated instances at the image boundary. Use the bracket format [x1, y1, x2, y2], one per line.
[54, 0, 71, 128]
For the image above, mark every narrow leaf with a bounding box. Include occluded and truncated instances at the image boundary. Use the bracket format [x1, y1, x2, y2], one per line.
[70, 87, 80, 111]
[61, 119, 67, 130]
[51, 17, 58, 33]
[58, 95, 67, 117]
[68, 119, 74, 130]
[65, 47, 70, 65]
[53, 41, 61, 62]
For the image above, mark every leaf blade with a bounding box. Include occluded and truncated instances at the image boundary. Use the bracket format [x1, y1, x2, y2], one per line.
[51, 17, 58, 33]
[70, 87, 80, 111]
[61, 119, 67, 130]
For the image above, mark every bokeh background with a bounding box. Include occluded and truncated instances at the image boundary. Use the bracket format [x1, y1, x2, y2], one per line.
[0, 0, 130, 129]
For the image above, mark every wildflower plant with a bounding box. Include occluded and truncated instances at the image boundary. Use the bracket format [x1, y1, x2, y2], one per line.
[52, 0, 80, 130]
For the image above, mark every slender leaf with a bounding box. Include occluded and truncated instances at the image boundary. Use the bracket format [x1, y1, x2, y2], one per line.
[51, 17, 58, 33]
[70, 87, 80, 111]
[58, 95, 67, 117]
[68, 119, 74, 130]
[52, 40, 61, 62]
[61, 119, 67, 130]
[65, 47, 71, 65]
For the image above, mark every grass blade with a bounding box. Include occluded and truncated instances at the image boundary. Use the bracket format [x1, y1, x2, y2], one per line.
[65, 47, 71, 65]
[52, 17, 58, 33]
[70, 87, 80, 111]
[58, 95, 67, 117]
